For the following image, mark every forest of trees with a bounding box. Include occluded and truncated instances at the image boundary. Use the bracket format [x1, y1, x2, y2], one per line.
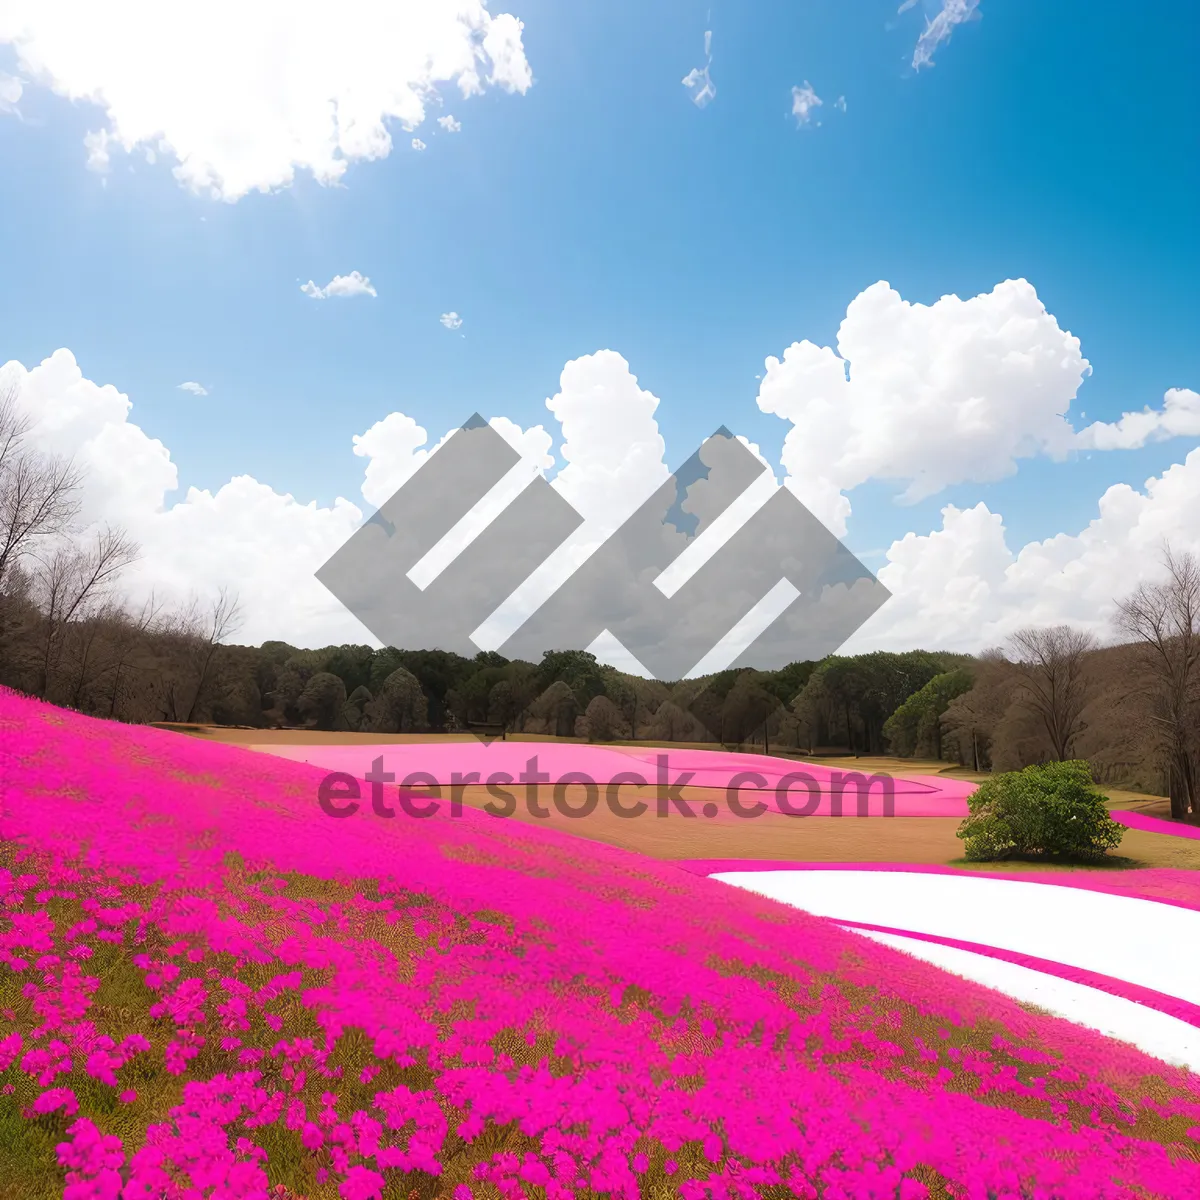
[2, 381, 1198, 815]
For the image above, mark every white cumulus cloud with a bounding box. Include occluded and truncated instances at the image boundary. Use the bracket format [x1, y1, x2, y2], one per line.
[791, 82, 823, 127]
[848, 448, 1200, 652]
[5, 329, 1197, 660]
[0, 350, 564, 647]
[912, 0, 981, 70]
[301, 271, 377, 300]
[0, 350, 365, 644]
[1076, 388, 1200, 451]
[0, 1, 533, 201]
[758, 278, 1200, 539]
[353, 412, 552, 512]
[411, 138, 426, 152]
[757, 279, 1090, 534]
[545, 350, 671, 531]
[469, 350, 674, 651]
[0, 348, 670, 649]
[177, 381, 207, 396]
[437, 114, 462, 132]
[439, 312, 463, 330]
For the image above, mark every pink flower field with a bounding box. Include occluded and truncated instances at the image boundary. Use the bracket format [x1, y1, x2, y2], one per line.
[3, 687, 1200, 1199]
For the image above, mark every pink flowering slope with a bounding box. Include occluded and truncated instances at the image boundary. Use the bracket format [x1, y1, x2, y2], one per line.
[2, 690, 1200, 1200]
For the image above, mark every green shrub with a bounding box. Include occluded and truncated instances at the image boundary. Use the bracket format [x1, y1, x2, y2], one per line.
[956, 760, 1125, 862]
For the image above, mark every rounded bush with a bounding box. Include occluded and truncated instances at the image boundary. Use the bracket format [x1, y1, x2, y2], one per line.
[957, 759, 1125, 862]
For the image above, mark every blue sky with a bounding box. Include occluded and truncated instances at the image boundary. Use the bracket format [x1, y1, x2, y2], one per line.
[0, 0, 1197, 652]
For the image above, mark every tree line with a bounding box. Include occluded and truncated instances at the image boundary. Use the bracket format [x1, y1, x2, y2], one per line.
[2, 381, 1196, 817]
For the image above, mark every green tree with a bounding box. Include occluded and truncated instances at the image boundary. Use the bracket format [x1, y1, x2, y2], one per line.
[956, 760, 1124, 862]
[883, 668, 974, 759]
[536, 650, 606, 706]
[581, 694, 629, 742]
[296, 671, 348, 731]
[760, 660, 818, 708]
[364, 667, 429, 733]
[530, 679, 580, 737]
[474, 650, 509, 670]
[720, 671, 781, 751]
[649, 699, 704, 743]
[369, 647, 404, 693]
[499, 661, 540, 732]
[599, 670, 666, 740]
[394, 649, 475, 730]
[460, 666, 508, 722]
[259, 640, 298, 666]
[487, 679, 518, 730]
[342, 684, 373, 732]
[324, 643, 376, 696]
[794, 651, 958, 754]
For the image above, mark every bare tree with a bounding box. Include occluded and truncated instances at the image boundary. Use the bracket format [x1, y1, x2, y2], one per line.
[64, 593, 165, 713]
[0, 380, 83, 593]
[178, 587, 244, 723]
[30, 527, 139, 699]
[1006, 624, 1098, 762]
[1115, 547, 1200, 819]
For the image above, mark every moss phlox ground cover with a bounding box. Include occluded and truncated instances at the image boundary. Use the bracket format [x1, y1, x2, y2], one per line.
[2, 688, 1200, 1198]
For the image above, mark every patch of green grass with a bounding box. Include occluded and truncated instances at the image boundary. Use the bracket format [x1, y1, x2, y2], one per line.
[0, 1098, 66, 1200]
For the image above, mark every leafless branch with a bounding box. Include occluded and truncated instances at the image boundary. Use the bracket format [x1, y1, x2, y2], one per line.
[1006, 623, 1097, 761]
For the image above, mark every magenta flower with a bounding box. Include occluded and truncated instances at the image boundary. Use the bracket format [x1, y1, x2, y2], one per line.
[339, 1165, 385, 1200]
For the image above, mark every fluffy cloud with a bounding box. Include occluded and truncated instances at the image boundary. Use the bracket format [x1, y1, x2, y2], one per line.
[912, 0, 981, 70]
[469, 351, 673, 651]
[1, 351, 566, 647]
[682, 30, 716, 109]
[177, 381, 207, 396]
[757, 279, 1090, 534]
[437, 114, 462, 133]
[0, 1, 532, 201]
[1077, 388, 1200, 451]
[482, 14, 533, 94]
[1, 350, 365, 644]
[411, 138, 427, 152]
[353, 412, 552, 512]
[300, 272, 376, 300]
[790, 83, 822, 127]
[758, 278, 1200, 539]
[440, 312, 463, 330]
[543, 350, 670, 533]
[5, 331, 1198, 662]
[847, 448, 1200, 652]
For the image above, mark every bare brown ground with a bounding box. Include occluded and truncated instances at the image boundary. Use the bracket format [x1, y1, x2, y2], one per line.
[166, 725, 1197, 873]
[440, 784, 1200, 873]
